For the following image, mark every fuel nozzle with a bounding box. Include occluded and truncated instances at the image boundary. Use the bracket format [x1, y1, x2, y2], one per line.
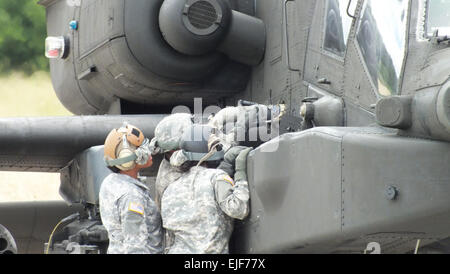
[237, 99, 258, 106]
[269, 104, 287, 123]
[237, 100, 287, 123]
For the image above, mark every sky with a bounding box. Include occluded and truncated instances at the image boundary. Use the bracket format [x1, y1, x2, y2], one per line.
[367, 0, 409, 76]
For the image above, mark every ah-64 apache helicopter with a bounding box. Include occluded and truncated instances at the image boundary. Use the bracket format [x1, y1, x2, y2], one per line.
[1, 0, 450, 254]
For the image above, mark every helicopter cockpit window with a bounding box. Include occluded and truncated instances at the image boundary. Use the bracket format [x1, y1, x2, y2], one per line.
[356, 0, 409, 96]
[323, 0, 355, 57]
[426, 0, 450, 37]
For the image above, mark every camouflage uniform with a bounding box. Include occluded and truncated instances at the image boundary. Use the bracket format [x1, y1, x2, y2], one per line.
[154, 158, 185, 209]
[154, 158, 186, 253]
[161, 165, 250, 254]
[99, 173, 163, 254]
[150, 113, 194, 155]
[150, 113, 194, 252]
[151, 113, 195, 209]
[207, 105, 268, 150]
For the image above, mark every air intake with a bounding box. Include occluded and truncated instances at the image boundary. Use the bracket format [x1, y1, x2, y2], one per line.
[187, 1, 218, 30]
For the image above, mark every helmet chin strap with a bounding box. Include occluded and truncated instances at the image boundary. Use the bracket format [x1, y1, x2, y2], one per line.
[196, 142, 223, 167]
[104, 153, 137, 167]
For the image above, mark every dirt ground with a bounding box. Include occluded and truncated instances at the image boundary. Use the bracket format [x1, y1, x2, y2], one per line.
[0, 172, 62, 202]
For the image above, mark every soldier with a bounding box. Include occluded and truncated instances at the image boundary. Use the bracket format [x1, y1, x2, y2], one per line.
[160, 124, 252, 254]
[148, 113, 194, 253]
[99, 123, 163, 254]
[149, 113, 194, 209]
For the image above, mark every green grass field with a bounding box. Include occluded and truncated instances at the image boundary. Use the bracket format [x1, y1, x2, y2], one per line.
[0, 71, 72, 117]
[0, 71, 69, 202]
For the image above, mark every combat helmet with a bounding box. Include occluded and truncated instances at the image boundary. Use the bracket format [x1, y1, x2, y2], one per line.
[104, 123, 148, 171]
[150, 113, 194, 155]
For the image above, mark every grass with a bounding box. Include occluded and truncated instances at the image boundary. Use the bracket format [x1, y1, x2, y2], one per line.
[0, 71, 69, 202]
[0, 71, 73, 117]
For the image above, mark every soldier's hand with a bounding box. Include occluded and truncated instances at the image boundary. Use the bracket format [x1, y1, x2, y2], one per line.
[148, 137, 161, 156]
[234, 147, 252, 182]
[135, 138, 152, 165]
[224, 146, 249, 164]
[218, 146, 249, 177]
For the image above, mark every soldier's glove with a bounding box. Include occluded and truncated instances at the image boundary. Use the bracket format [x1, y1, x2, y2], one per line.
[135, 138, 152, 165]
[234, 147, 252, 182]
[148, 137, 161, 156]
[217, 146, 249, 177]
[207, 132, 221, 152]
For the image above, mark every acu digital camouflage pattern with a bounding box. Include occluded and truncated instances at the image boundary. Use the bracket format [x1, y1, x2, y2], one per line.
[161, 166, 250, 254]
[151, 113, 195, 252]
[154, 158, 185, 209]
[208, 105, 278, 151]
[99, 173, 163, 254]
[153, 158, 186, 252]
[134, 138, 152, 166]
[151, 113, 194, 153]
[152, 113, 194, 209]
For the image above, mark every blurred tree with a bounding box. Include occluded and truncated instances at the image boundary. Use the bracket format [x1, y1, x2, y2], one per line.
[0, 0, 48, 74]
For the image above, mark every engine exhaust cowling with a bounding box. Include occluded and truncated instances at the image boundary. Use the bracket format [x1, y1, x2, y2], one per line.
[159, 0, 266, 66]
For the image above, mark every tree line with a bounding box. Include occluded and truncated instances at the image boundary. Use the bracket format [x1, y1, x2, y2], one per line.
[0, 0, 48, 74]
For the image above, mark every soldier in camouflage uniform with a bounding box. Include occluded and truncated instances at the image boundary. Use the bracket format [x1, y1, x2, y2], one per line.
[100, 173, 163, 254]
[149, 113, 194, 252]
[99, 124, 163, 254]
[149, 113, 194, 209]
[150, 113, 252, 253]
[160, 146, 252, 254]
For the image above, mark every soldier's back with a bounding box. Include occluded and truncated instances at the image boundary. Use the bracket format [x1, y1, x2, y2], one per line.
[161, 166, 233, 254]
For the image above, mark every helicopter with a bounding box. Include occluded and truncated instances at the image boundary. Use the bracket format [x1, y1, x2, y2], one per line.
[1, 0, 450, 254]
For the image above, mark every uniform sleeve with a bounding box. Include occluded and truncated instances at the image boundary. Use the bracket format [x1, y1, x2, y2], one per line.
[154, 160, 168, 210]
[117, 194, 153, 254]
[214, 172, 250, 220]
[154, 177, 162, 211]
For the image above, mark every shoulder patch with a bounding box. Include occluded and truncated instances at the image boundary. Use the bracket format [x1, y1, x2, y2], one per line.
[221, 174, 235, 186]
[128, 202, 145, 215]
